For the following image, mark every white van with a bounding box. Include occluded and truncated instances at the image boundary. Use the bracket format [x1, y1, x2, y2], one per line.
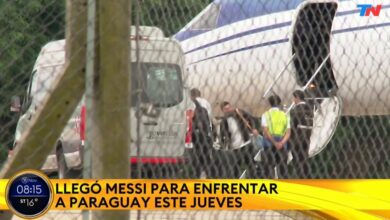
[13, 26, 190, 178]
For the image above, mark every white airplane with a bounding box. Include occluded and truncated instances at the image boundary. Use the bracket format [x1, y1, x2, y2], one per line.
[175, 0, 390, 156]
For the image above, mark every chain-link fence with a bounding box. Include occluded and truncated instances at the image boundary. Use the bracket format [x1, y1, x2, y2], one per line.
[1, 0, 389, 219]
[0, 0, 65, 163]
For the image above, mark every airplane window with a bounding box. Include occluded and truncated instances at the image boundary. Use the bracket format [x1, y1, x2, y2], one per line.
[190, 3, 221, 30]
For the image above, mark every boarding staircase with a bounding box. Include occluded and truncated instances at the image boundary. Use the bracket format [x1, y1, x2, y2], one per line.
[262, 53, 342, 159]
[239, 53, 342, 179]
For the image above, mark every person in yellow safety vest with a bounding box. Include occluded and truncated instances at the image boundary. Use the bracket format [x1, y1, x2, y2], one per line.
[253, 95, 291, 179]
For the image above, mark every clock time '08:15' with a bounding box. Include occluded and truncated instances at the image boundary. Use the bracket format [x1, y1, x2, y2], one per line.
[17, 185, 42, 195]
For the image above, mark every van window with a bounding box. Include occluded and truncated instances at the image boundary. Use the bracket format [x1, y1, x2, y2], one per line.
[24, 70, 37, 108]
[131, 63, 183, 107]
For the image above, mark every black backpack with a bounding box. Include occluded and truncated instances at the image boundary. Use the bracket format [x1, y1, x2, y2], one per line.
[192, 99, 212, 143]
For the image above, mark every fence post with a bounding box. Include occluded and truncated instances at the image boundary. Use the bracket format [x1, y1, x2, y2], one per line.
[90, 0, 130, 219]
[83, 0, 96, 219]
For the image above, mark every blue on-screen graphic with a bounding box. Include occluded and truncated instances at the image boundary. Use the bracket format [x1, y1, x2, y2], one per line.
[6, 171, 53, 219]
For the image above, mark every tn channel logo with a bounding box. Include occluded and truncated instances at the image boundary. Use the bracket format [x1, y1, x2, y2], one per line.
[357, 4, 382, 16]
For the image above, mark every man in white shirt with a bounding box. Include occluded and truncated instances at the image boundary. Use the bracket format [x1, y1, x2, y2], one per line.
[189, 88, 214, 178]
[226, 117, 245, 149]
[191, 89, 212, 127]
[219, 101, 258, 178]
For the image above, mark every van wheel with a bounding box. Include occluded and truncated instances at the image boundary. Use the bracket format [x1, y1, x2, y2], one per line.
[57, 148, 81, 179]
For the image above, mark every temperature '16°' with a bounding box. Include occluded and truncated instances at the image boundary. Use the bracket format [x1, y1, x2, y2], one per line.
[19, 198, 39, 207]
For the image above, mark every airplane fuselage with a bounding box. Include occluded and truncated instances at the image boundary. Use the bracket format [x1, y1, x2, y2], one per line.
[176, 0, 390, 116]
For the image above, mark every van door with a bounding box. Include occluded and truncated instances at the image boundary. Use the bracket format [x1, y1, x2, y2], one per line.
[130, 63, 187, 160]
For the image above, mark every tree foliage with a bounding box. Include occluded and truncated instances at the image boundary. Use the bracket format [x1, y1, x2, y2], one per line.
[0, 0, 65, 150]
[134, 0, 210, 36]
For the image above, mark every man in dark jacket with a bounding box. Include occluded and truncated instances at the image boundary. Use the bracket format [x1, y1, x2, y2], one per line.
[289, 90, 314, 178]
[219, 101, 259, 178]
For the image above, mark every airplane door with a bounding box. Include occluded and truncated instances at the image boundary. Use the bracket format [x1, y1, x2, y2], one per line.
[291, 0, 338, 97]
